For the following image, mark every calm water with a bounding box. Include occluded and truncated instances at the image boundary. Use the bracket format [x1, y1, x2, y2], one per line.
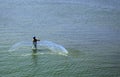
[0, 0, 120, 77]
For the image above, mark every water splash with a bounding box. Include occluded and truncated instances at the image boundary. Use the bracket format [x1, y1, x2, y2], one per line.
[9, 41, 68, 55]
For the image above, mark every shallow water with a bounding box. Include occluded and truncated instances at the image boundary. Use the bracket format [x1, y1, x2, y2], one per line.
[0, 0, 120, 77]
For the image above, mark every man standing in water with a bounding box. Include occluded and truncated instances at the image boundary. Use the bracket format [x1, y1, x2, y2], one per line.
[32, 36, 40, 49]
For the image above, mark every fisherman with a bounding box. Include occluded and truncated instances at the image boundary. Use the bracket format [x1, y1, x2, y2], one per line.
[32, 36, 40, 49]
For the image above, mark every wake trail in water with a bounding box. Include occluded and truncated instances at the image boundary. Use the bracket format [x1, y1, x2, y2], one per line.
[8, 41, 68, 56]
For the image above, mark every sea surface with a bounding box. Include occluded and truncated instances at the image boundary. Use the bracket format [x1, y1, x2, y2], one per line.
[0, 0, 120, 77]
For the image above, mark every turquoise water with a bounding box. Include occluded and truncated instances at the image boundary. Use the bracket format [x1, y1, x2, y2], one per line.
[0, 0, 120, 77]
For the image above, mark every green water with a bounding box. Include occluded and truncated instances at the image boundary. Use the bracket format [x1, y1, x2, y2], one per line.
[0, 0, 120, 77]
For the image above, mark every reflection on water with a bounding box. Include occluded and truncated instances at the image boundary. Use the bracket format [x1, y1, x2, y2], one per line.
[32, 49, 38, 66]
